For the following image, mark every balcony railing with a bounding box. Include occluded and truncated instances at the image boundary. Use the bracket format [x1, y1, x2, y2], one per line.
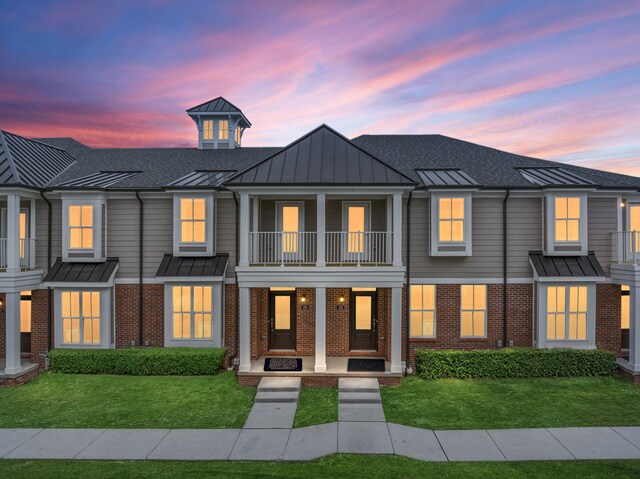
[612, 231, 640, 264]
[248, 231, 392, 266]
[0, 238, 36, 270]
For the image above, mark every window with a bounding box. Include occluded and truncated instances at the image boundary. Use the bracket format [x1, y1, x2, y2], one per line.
[203, 120, 214, 140]
[61, 291, 100, 345]
[621, 285, 630, 330]
[172, 286, 212, 340]
[410, 285, 435, 337]
[69, 205, 93, 249]
[461, 285, 486, 337]
[546, 286, 587, 341]
[20, 291, 31, 333]
[439, 197, 464, 242]
[235, 126, 241, 144]
[555, 197, 581, 242]
[180, 198, 206, 243]
[19, 211, 27, 259]
[281, 205, 300, 253]
[219, 119, 229, 140]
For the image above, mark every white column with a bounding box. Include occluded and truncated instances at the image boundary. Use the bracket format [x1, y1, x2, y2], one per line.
[6, 193, 21, 272]
[629, 284, 640, 372]
[29, 199, 36, 269]
[392, 192, 403, 267]
[315, 287, 327, 372]
[238, 287, 251, 373]
[251, 197, 259, 261]
[386, 196, 393, 263]
[316, 193, 326, 266]
[239, 193, 250, 267]
[390, 286, 403, 373]
[4, 292, 22, 375]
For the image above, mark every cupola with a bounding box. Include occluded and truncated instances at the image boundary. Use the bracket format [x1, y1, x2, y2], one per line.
[186, 97, 251, 150]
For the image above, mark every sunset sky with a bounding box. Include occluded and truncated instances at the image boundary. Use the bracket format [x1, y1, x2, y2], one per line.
[0, 0, 639, 175]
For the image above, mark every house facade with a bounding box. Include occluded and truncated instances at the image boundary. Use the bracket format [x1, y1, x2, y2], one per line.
[1, 96, 640, 385]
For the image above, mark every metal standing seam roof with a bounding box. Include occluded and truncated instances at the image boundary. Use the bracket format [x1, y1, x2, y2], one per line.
[155, 254, 229, 277]
[0, 130, 76, 188]
[186, 96, 251, 127]
[416, 168, 479, 187]
[166, 170, 236, 188]
[518, 167, 595, 187]
[55, 171, 142, 188]
[228, 124, 416, 186]
[42, 258, 119, 283]
[528, 251, 606, 278]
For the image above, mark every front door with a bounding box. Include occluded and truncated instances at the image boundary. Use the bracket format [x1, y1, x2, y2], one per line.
[20, 291, 32, 355]
[350, 290, 377, 350]
[269, 291, 296, 350]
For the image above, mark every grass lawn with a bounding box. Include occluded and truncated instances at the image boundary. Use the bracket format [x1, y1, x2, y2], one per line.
[2, 457, 640, 479]
[293, 387, 338, 428]
[382, 376, 640, 430]
[0, 371, 254, 429]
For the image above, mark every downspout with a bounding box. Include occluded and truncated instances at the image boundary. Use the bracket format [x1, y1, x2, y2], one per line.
[135, 192, 144, 346]
[232, 190, 240, 365]
[502, 189, 511, 347]
[40, 191, 53, 353]
[405, 190, 413, 374]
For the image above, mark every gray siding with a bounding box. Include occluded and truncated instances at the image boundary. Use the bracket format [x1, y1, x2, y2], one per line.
[35, 198, 62, 272]
[588, 197, 616, 275]
[216, 197, 236, 278]
[507, 197, 543, 277]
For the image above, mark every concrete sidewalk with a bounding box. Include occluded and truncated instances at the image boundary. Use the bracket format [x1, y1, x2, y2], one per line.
[2, 425, 640, 462]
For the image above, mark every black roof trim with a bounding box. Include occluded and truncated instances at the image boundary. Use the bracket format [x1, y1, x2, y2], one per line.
[529, 251, 606, 278]
[43, 258, 119, 283]
[155, 254, 229, 277]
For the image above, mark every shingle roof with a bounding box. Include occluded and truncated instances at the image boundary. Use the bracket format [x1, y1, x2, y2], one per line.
[529, 251, 606, 278]
[416, 169, 479, 187]
[43, 258, 119, 284]
[352, 134, 640, 189]
[36, 137, 92, 158]
[167, 170, 236, 188]
[228, 125, 416, 186]
[0, 130, 76, 188]
[156, 254, 228, 277]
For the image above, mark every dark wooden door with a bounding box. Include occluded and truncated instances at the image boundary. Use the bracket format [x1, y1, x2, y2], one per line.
[269, 291, 296, 350]
[350, 291, 377, 350]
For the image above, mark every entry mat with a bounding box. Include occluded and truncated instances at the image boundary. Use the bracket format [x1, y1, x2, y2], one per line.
[264, 357, 303, 372]
[347, 358, 386, 372]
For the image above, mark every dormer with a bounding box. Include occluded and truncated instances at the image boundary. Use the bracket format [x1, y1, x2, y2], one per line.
[187, 97, 251, 150]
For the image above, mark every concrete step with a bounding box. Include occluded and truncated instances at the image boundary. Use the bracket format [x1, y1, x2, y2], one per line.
[258, 377, 301, 391]
[255, 390, 300, 403]
[338, 377, 379, 391]
[339, 391, 381, 404]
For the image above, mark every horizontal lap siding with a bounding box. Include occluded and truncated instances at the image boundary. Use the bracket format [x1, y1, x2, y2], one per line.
[507, 197, 542, 277]
[35, 199, 62, 272]
[107, 199, 142, 278]
[588, 197, 616, 275]
[216, 197, 237, 278]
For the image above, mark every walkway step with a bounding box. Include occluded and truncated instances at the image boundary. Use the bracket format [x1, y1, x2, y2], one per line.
[258, 377, 301, 390]
[244, 377, 301, 429]
[339, 388, 380, 393]
[338, 377, 379, 391]
[255, 390, 300, 403]
[338, 377, 385, 422]
[339, 392, 381, 404]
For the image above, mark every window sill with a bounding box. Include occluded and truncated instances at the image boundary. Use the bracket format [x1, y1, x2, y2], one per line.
[410, 337, 437, 342]
[460, 338, 489, 342]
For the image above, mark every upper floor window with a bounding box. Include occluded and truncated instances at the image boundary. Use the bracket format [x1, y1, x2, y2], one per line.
[180, 198, 206, 243]
[431, 192, 472, 256]
[69, 205, 93, 249]
[235, 126, 241, 144]
[219, 119, 229, 140]
[203, 120, 214, 140]
[555, 197, 580, 242]
[460, 284, 486, 338]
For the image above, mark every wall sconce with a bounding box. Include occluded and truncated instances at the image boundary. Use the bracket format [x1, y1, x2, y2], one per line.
[621, 201, 626, 208]
[300, 294, 307, 303]
[339, 295, 345, 303]
[0, 298, 3, 307]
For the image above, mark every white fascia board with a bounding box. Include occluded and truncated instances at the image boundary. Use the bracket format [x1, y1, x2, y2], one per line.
[534, 276, 607, 283]
[0, 187, 43, 199]
[236, 266, 406, 288]
[409, 277, 534, 284]
[155, 276, 226, 283]
[0, 269, 44, 293]
[227, 186, 412, 196]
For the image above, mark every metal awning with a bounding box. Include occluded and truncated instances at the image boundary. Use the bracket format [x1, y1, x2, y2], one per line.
[155, 254, 228, 279]
[529, 251, 606, 280]
[43, 258, 119, 287]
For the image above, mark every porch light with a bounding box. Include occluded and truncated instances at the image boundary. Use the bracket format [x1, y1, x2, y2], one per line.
[300, 294, 306, 303]
[621, 201, 626, 208]
[339, 295, 345, 303]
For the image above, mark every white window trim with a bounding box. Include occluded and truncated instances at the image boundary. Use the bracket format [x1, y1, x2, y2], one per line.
[164, 282, 223, 347]
[545, 192, 588, 255]
[275, 201, 306, 260]
[202, 119, 214, 141]
[536, 282, 596, 349]
[173, 193, 215, 256]
[62, 197, 105, 262]
[409, 284, 436, 338]
[430, 192, 472, 256]
[460, 284, 487, 338]
[54, 287, 112, 349]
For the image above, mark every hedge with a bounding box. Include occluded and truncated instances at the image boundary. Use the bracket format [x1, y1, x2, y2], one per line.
[415, 348, 616, 380]
[49, 347, 227, 376]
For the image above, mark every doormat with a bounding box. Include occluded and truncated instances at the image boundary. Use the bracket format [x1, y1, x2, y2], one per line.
[264, 357, 303, 372]
[347, 358, 385, 372]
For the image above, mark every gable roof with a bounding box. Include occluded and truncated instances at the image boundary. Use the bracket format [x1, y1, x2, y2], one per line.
[186, 96, 251, 127]
[352, 134, 640, 190]
[0, 130, 76, 188]
[228, 125, 416, 186]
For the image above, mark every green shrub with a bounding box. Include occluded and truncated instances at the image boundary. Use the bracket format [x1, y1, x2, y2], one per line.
[49, 347, 227, 376]
[415, 348, 616, 380]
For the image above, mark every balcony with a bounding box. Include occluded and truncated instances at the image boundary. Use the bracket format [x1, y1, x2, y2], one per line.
[0, 238, 37, 271]
[612, 231, 640, 264]
[249, 231, 392, 266]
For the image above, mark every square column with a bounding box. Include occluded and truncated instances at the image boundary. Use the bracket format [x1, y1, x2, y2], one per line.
[4, 292, 22, 375]
[316, 193, 326, 266]
[629, 284, 640, 372]
[6, 193, 21, 272]
[315, 287, 327, 372]
[390, 286, 403, 373]
[238, 287, 251, 373]
[392, 193, 403, 267]
[239, 193, 250, 267]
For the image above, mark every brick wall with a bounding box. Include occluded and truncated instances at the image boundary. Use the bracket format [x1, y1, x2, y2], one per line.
[142, 284, 164, 347]
[30, 289, 50, 367]
[224, 284, 237, 357]
[0, 294, 4, 358]
[596, 283, 621, 356]
[115, 284, 141, 348]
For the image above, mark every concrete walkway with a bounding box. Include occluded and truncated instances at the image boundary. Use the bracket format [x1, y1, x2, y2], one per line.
[2, 425, 640, 462]
[243, 377, 301, 429]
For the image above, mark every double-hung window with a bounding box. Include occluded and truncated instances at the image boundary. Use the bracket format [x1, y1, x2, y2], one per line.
[69, 205, 93, 250]
[431, 192, 472, 256]
[61, 291, 100, 345]
[555, 197, 580, 242]
[461, 285, 486, 338]
[173, 195, 213, 256]
[203, 120, 214, 140]
[235, 126, 241, 144]
[410, 285, 436, 338]
[546, 285, 587, 341]
[546, 194, 587, 254]
[172, 286, 213, 340]
[180, 198, 206, 244]
[439, 197, 464, 242]
[218, 120, 229, 140]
